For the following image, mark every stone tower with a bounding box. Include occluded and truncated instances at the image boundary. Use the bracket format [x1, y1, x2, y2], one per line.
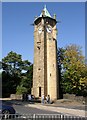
[32, 6, 59, 101]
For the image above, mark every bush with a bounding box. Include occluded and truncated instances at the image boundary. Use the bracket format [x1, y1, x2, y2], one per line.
[16, 85, 28, 95]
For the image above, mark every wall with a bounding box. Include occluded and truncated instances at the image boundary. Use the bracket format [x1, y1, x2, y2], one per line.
[10, 94, 22, 100]
[63, 93, 86, 103]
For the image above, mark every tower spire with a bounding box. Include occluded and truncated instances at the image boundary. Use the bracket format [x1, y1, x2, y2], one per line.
[40, 5, 51, 17]
[44, 4, 46, 9]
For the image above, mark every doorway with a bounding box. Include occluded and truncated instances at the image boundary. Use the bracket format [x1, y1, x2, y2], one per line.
[39, 87, 41, 97]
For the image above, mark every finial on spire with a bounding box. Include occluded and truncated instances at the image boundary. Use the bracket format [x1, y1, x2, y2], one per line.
[44, 5, 46, 9]
[40, 5, 51, 18]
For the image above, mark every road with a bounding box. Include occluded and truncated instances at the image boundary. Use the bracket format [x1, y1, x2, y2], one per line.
[2, 100, 66, 119]
[13, 103, 60, 114]
[2, 100, 86, 118]
[3, 100, 62, 114]
[12, 101, 64, 119]
[13, 103, 78, 119]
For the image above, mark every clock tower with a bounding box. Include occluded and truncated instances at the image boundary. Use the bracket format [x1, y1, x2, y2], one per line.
[32, 6, 59, 101]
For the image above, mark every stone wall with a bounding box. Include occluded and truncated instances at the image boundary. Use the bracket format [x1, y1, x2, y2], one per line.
[10, 94, 22, 100]
[63, 93, 86, 103]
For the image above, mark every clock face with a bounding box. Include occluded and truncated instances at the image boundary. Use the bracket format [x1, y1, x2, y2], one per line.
[38, 27, 42, 34]
[46, 26, 52, 33]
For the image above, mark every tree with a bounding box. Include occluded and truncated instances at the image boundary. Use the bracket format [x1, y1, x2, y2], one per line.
[2, 51, 23, 96]
[79, 65, 87, 96]
[16, 85, 28, 95]
[2, 51, 22, 76]
[58, 44, 87, 96]
[2, 51, 33, 97]
[19, 60, 33, 94]
[57, 48, 65, 98]
[17, 64, 33, 94]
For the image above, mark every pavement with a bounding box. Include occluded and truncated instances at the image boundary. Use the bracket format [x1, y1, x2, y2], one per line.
[1, 98, 87, 118]
[24, 99, 86, 117]
[25, 101, 86, 117]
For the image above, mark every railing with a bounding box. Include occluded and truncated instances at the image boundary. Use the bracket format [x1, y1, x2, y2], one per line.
[0, 114, 86, 120]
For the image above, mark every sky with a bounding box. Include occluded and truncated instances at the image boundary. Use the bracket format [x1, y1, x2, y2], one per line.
[2, 2, 85, 63]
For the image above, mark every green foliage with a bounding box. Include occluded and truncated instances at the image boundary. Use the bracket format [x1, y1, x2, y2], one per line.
[58, 44, 87, 96]
[2, 51, 23, 76]
[16, 85, 28, 95]
[57, 48, 65, 98]
[18, 64, 33, 94]
[1, 51, 33, 97]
